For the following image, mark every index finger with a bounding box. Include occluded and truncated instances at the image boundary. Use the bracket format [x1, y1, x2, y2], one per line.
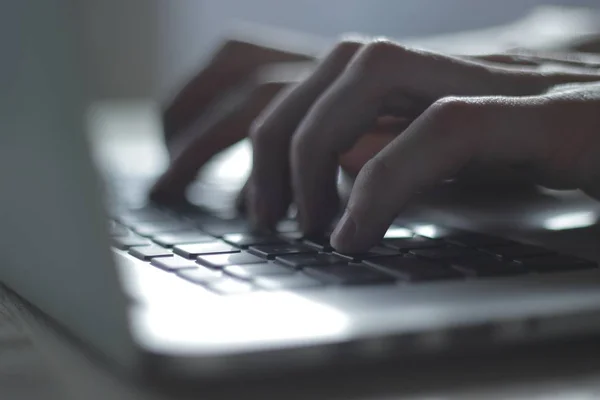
[331, 95, 550, 252]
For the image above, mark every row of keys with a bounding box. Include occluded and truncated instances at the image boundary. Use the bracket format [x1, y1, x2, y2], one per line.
[111, 208, 598, 295]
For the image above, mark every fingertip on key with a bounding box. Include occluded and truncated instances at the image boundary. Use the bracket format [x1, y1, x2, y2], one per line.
[330, 210, 357, 252]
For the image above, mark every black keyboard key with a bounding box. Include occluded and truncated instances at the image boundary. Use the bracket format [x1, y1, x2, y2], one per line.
[173, 242, 239, 258]
[205, 278, 254, 295]
[334, 246, 400, 261]
[222, 233, 286, 248]
[224, 263, 294, 279]
[275, 253, 348, 268]
[133, 221, 193, 237]
[248, 244, 317, 259]
[480, 244, 552, 260]
[365, 256, 463, 282]
[451, 256, 526, 277]
[153, 231, 214, 247]
[410, 246, 475, 260]
[445, 233, 515, 248]
[197, 252, 265, 268]
[514, 255, 597, 273]
[112, 235, 151, 250]
[303, 235, 334, 251]
[151, 256, 198, 271]
[383, 236, 443, 251]
[304, 264, 396, 285]
[255, 274, 324, 290]
[128, 245, 173, 261]
[177, 268, 223, 283]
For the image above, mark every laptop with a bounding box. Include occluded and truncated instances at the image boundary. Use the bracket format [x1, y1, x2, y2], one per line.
[4, 0, 600, 382]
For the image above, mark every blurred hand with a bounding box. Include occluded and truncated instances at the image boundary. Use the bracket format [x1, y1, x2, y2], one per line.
[150, 36, 416, 212]
[150, 38, 314, 203]
[245, 39, 600, 252]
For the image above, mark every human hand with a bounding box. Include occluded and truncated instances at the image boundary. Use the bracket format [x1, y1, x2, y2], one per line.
[150, 38, 314, 203]
[246, 39, 600, 252]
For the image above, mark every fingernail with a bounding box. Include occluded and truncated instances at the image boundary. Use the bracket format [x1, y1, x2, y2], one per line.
[331, 210, 356, 250]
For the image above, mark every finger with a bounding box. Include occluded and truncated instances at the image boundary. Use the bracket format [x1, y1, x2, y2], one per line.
[292, 41, 600, 235]
[150, 82, 285, 203]
[330, 95, 553, 252]
[248, 39, 365, 228]
[163, 39, 312, 146]
[290, 41, 562, 234]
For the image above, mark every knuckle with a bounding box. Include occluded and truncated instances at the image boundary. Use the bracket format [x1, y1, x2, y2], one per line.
[330, 38, 364, 58]
[357, 39, 404, 71]
[428, 97, 480, 127]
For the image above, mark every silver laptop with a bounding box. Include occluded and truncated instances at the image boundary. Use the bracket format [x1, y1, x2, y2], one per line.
[4, 0, 600, 382]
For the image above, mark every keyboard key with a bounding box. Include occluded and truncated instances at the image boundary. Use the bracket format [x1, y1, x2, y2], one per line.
[255, 274, 324, 290]
[514, 255, 597, 273]
[248, 244, 317, 259]
[112, 235, 151, 250]
[153, 231, 214, 247]
[222, 233, 286, 248]
[128, 245, 173, 261]
[480, 244, 552, 260]
[224, 263, 294, 279]
[334, 246, 400, 261]
[365, 256, 463, 282]
[383, 236, 443, 251]
[451, 256, 526, 277]
[151, 256, 198, 271]
[205, 278, 254, 295]
[173, 242, 239, 258]
[410, 246, 475, 260]
[304, 264, 396, 285]
[302, 235, 334, 251]
[197, 252, 265, 269]
[133, 221, 193, 237]
[275, 253, 348, 268]
[177, 268, 223, 283]
[444, 233, 515, 248]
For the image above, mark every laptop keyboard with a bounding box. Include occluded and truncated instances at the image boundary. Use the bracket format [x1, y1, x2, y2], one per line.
[110, 208, 598, 295]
